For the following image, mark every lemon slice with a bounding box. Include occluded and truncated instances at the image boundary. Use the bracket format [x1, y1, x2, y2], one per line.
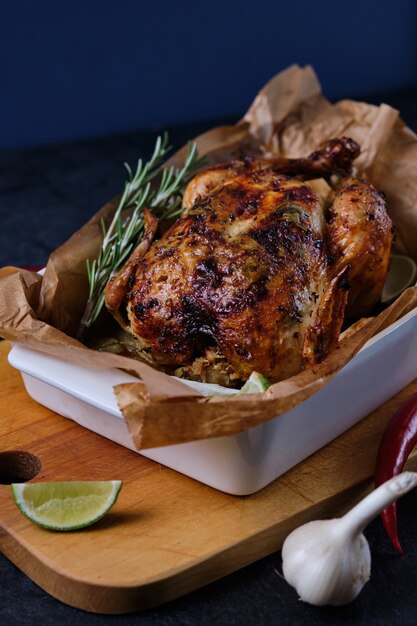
[11, 480, 122, 531]
[382, 255, 417, 304]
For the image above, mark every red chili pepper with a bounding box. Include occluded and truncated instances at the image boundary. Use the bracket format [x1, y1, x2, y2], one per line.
[375, 391, 417, 554]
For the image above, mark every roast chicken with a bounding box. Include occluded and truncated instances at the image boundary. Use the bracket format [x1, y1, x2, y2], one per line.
[104, 138, 393, 386]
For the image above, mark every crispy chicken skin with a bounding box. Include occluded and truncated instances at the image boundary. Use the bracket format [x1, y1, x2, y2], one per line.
[183, 137, 360, 211]
[326, 179, 393, 319]
[105, 138, 393, 385]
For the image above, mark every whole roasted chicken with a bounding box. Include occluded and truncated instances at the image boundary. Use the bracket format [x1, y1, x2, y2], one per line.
[105, 138, 393, 386]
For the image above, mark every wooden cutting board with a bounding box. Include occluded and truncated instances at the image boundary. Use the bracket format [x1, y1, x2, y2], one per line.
[1, 340, 417, 614]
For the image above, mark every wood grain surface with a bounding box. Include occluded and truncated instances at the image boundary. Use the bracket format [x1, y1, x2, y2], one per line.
[0, 340, 416, 614]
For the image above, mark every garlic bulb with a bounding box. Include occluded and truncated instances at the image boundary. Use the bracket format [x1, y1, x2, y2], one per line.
[282, 471, 417, 606]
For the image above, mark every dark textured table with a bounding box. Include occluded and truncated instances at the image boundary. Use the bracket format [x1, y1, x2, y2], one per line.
[1, 89, 417, 625]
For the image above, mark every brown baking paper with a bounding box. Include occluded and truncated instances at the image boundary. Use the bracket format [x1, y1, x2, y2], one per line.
[2, 64, 417, 449]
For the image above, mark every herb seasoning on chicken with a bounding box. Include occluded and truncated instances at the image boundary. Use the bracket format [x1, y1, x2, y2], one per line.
[105, 138, 393, 387]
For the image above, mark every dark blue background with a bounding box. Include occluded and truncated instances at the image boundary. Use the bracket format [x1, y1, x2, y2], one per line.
[1, 0, 417, 149]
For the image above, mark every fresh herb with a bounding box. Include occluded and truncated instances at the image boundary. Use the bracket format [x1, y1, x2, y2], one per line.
[77, 133, 203, 340]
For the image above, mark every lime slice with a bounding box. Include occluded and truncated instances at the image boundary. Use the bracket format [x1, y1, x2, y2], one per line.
[11, 480, 122, 531]
[179, 371, 270, 397]
[179, 379, 238, 397]
[382, 254, 417, 303]
[239, 371, 270, 395]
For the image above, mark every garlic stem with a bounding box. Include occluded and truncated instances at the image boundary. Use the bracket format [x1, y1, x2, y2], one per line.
[340, 471, 417, 536]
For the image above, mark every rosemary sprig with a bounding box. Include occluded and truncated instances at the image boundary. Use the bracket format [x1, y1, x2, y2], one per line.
[77, 133, 203, 340]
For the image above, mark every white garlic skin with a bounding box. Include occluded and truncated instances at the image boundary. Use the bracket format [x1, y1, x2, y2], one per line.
[282, 519, 371, 606]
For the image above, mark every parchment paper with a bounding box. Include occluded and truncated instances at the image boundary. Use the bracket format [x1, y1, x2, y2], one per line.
[2, 64, 417, 449]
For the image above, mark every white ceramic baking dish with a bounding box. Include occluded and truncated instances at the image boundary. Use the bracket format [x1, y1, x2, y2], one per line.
[7, 305, 417, 495]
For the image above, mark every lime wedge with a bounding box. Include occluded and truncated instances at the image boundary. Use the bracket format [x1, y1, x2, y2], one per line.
[11, 480, 122, 531]
[239, 372, 270, 395]
[179, 371, 270, 397]
[381, 255, 417, 304]
[179, 378, 238, 397]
